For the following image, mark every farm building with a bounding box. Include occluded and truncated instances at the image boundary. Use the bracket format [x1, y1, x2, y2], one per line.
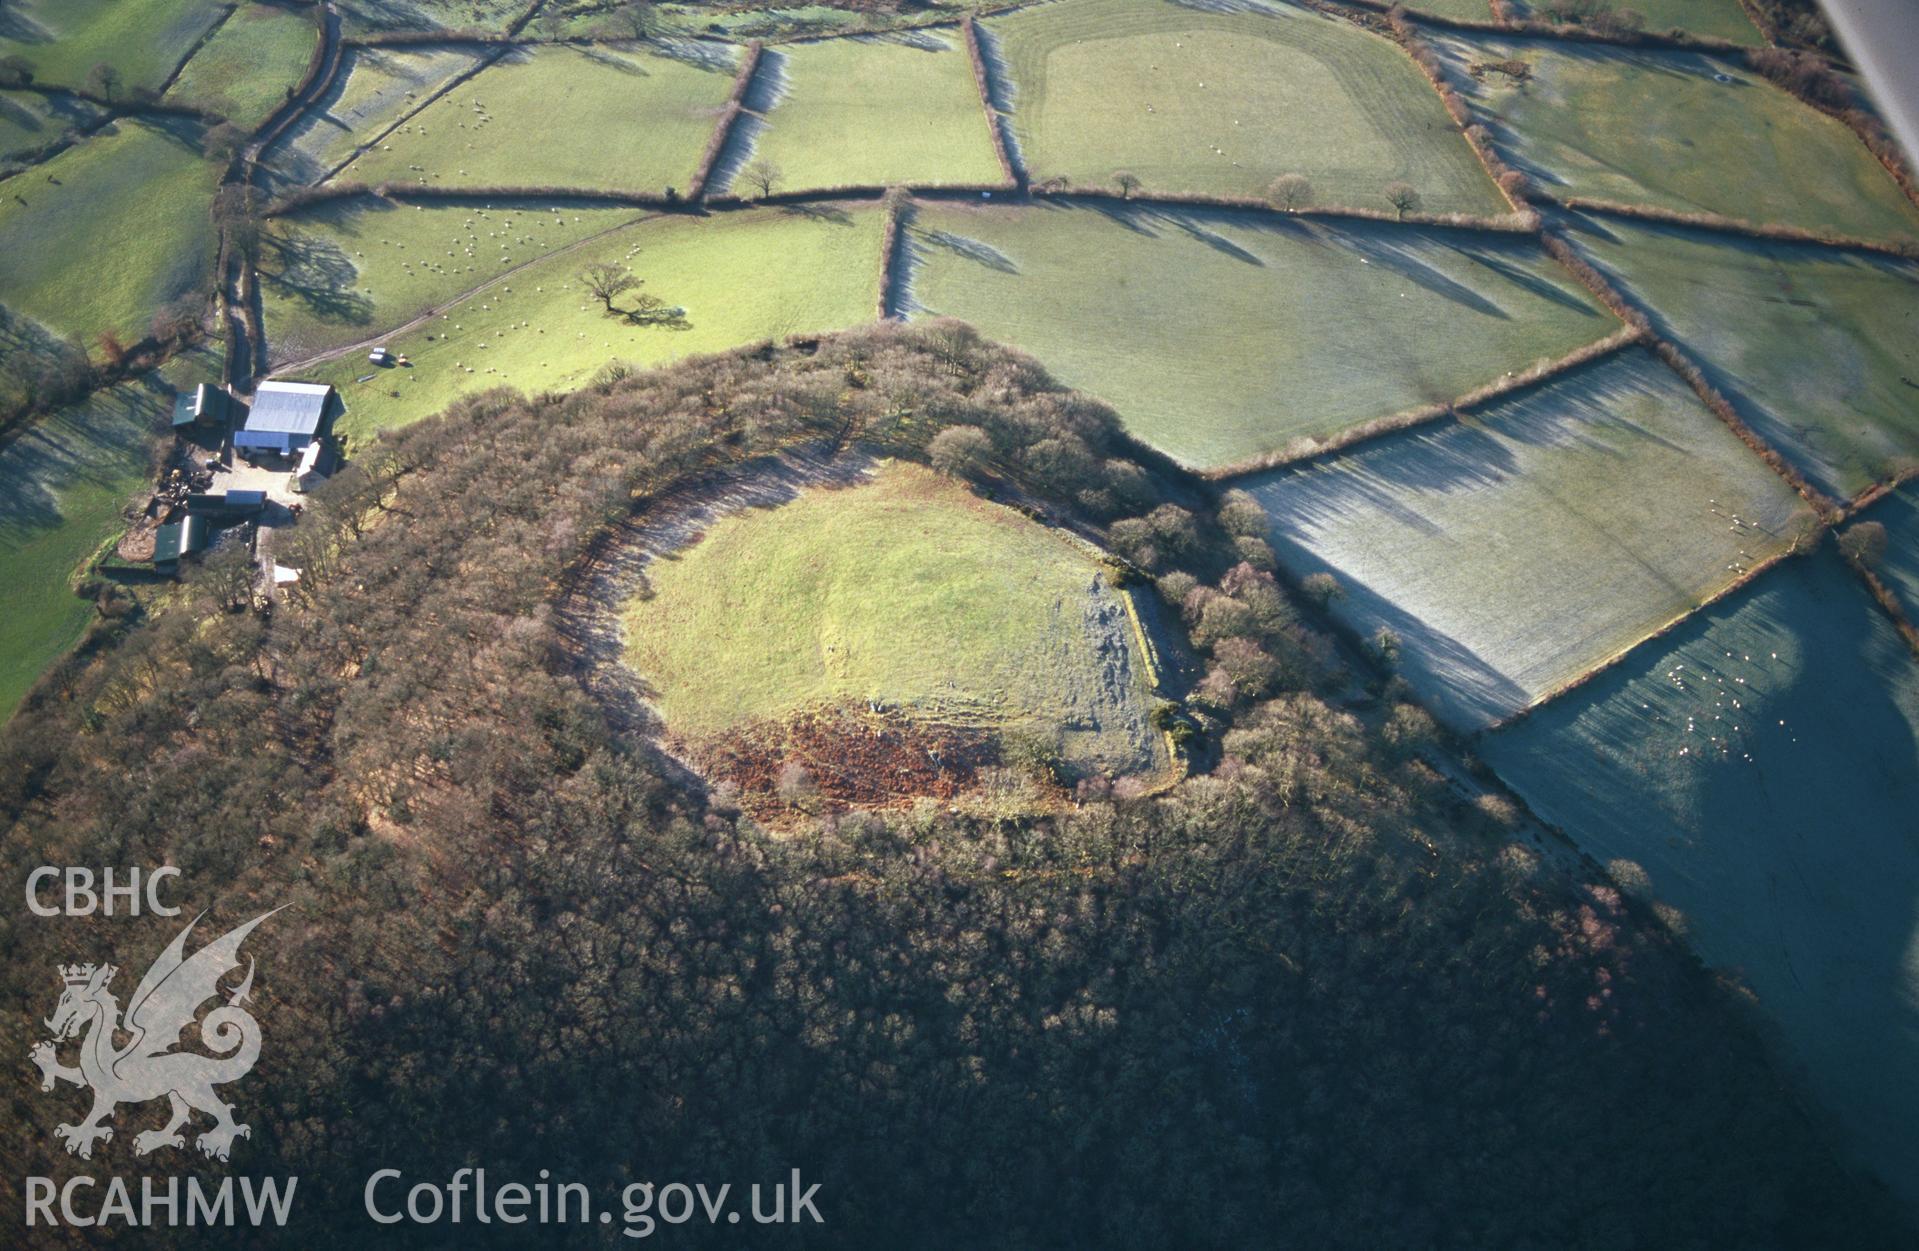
[235, 381, 333, 455]
[170, 382, 229, 430]
[185, 489, 267, 517]
[152, 515, 207, 568]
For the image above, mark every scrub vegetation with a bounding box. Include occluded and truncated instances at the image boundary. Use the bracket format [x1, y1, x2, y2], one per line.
[1, 328, 1906, 1247]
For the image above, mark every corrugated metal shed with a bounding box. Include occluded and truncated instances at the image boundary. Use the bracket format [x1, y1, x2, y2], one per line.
[153, 516, 207, 565]
[237, 381, 331, 452]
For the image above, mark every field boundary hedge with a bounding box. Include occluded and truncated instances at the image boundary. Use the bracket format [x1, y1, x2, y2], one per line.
[1349, 0, 1756, 53]
[875, 191, 909, 320]
[1382, 10, 1531, 212]
[1554, 196, 1918, 258]
[1205, 326, 1641, 481]
[1484, 537, 1813, 734]
[959, 15, 1020, 191]
[688, 39, 763, 201]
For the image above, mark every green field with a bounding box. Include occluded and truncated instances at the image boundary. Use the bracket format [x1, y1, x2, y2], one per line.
[305, 203, 884, 442]
[1451, 39, 1919, 241]
[624, 458, 1160, 773]
[1403, 0, 1496, 19]
[731, 34, 1005, 192]
[262, 45, 486, 192]
[0, 348, 216, 719]
[1575, 215, 1919, 501]
[0, 118, 219, 345]
[1245, 348, 1807, 729]
[984, 0, 1507, 214]
[339, 43, 736, 196]
[1481, 549, 1919, 1205]
[904, 200, 1610, 469]
[338, 0, 532, 36]
[0, 0, 226, 94]
[0, 90, 103, 162]
[261, 199, 651, 364]
[166, 3, 319, 130]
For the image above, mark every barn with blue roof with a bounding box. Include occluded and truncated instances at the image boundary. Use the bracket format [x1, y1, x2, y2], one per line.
[235, 381, 333, 455]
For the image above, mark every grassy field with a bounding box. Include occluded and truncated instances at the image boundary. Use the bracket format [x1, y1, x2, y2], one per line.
[623, 458, 1160, 773]
[261, 199, 651, 363]
[983, 0, 1507, 214]
[1481, 549, 1919, 1206]
[339, 43, 737, 196]
[1244, 348, 1808, 729]
[262, 45, 487, 192]
[0, 347, 217, 721]
[1450, 40, 1919, 241]
[0, 90, 103, 163]
[0, 117, 219, 346]
[306, 203, 884, 443]
[1403, 0, 1496, 19]
[729, 34, 1005, 192]
[166, 3, 320, 131]
[903, 200, 1610, 469]
[0, 0, 227, 94]
[1575, 215, 1919, 501]
[338, 0, 532, 36]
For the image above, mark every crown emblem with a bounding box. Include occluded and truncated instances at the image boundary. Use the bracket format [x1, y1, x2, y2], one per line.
[60, 964, 98, 986]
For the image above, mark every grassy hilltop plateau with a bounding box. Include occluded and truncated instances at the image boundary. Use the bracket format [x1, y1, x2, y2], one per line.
[4, 0, 1919, 1245]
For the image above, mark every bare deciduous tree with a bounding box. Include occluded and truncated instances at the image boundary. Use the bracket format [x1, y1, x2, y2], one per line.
[580, 262, 640, 312]
[1267, 173, 1313, 211]
[1114, 170, 1142, 199]
[742, 158, 782, 200]
[1384, 181, 1421, 219]
[87, 62, 121, 101]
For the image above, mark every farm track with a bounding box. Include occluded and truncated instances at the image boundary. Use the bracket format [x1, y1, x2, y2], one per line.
[266, 206, 662, 374]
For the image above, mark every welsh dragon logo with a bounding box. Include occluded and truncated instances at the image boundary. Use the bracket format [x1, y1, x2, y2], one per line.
[29, 909, 280, 1162]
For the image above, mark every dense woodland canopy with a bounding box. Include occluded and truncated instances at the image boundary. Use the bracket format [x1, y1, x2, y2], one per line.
[2, 324, 1910, 1247]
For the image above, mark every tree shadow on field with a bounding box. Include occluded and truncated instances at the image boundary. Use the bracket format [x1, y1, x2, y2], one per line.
[579, 45, 653, 76]
[0, 378, 164, 538]
[781, 201, 853, 227]
[0, 5, 52, 44]
[844, 29, 952, 52]
[649, 38, 740, 75]
[260, 228, 374, 329]
[915, 228, 1017, 274]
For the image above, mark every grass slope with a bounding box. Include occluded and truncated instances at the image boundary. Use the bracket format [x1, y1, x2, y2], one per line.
[339, 43, 737, 196]
[0, 118, 218, 345]
[166, 4, 320, 131]
[1575, 214, 1919, 500]
[0, 90, 103, 162]
[985, 0, 1506, 214]
[1245, 349, 1807, 729]
[624, 458, 1158, 772]
[733, 34, 1005, 192]
[904, 200, 1609, 469]
[308, 204, 883, 442]
[338, 0, 532, 36]
[0, 348, 216, 720]
[261, 199, 650, 363]
[1481, 549, 1919, 1208]
[0, 0, 226, 94]
[1451, 39, 1919, 241]
[262, 45, 487, 192]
